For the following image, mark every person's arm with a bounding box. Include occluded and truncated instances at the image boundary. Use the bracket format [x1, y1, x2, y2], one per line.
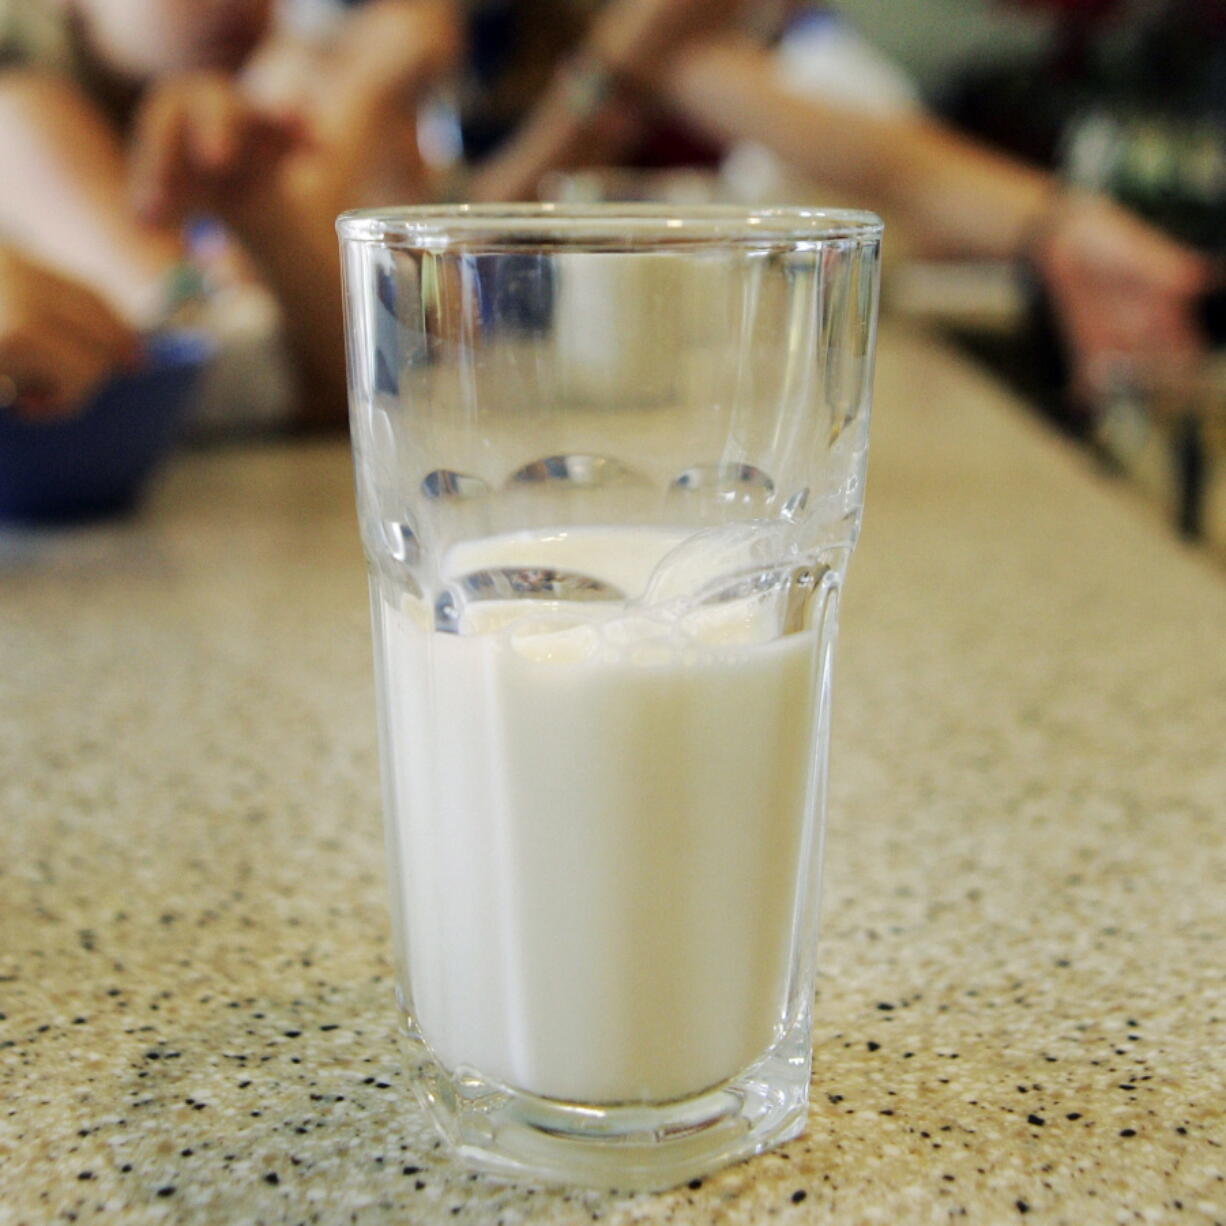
[659, 33, 1053, 258]
[0, 69, 182, 325]
[658, 33, 1210, 399]
[468, 0, 743, 203]
[217, 165, 350, 431]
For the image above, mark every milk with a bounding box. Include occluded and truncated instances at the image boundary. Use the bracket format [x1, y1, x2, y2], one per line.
[374, 526, 824, 1105]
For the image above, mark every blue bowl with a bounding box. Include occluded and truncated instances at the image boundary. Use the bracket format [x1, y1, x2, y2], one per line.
[0, 330, 212, 524]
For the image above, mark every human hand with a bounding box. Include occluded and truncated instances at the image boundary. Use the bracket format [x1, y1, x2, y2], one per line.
[130, 71, 305, 229]
[0, 246, 139, 419]
[1032, 191, 1210, 405]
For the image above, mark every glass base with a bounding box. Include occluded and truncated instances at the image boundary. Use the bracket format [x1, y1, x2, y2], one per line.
[400, 1015, 813, 1192]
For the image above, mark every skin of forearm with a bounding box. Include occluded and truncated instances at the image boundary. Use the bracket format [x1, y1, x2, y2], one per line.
[467, 83, 635, 202]
[588, 0, 745, 81]
[662, 36, 1053, 261]
[880, 119, 1053, 260]
[0, 70, 181, 322]
[467, 85, 596, 202]
[227, 183, 348, 429]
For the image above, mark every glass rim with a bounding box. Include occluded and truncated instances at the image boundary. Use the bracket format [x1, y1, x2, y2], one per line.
[335, 203, 883, 250]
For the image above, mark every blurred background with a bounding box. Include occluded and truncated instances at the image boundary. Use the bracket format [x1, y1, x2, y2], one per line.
[0, 0, 1222, 550]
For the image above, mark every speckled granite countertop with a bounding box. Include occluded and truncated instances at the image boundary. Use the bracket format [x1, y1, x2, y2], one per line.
[2, 327, 1224, 1225]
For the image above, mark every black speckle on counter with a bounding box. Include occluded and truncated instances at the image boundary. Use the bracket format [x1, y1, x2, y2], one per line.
[156, 1187, 175, 1198]
[1119, 1128, 1137, 1137]
[687, 1178, 702, 1190]
[264, 1172, 280, 1185]
[1027, 1115, 1045, 1127]
[1066, 1113, 1083, 1120]
[402, 1166, 420, 1176]
[791, 1189, 807, 1203]
[1017, 1199, 1031, 1213]
[866, 1041, 880, 1052]
[283, 1030, 302, 1038]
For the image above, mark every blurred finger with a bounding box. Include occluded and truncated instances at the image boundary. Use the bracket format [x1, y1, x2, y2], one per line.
[41, 273, 140, 365]
[36, 334, 113, 409]
[187, 78, 243, 170]
[10, 385, 79, 421]
[5, 331, 111, 417]
[131, 89, 190, 225]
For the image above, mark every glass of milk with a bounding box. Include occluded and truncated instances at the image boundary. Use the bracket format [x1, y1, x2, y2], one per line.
[337, 205, 882, 1191]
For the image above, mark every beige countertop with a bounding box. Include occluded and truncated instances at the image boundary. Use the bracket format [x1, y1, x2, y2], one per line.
[2, 326, 1224, 1225]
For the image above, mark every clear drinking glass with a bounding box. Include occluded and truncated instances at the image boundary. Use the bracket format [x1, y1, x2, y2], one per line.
[337, 205, 882, 1191]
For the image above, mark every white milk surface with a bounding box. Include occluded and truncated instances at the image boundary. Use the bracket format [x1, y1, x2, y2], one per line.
[377, 526, 821, 1104]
